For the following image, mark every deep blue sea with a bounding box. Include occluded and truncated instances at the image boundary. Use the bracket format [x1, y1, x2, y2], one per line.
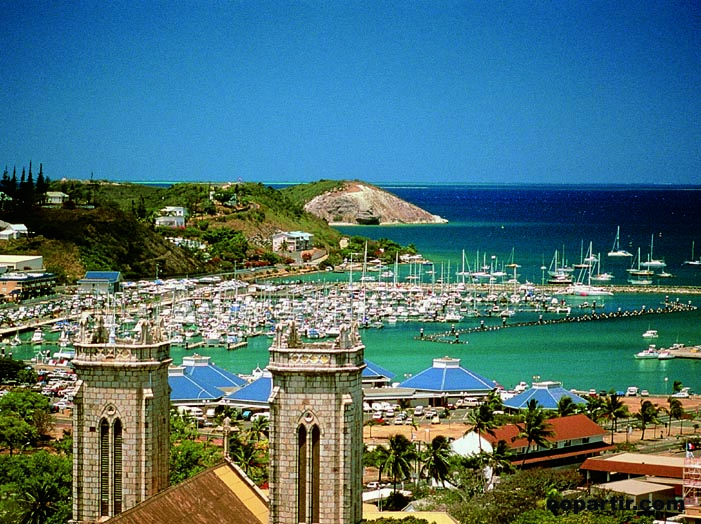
[335, 184, 701, 286]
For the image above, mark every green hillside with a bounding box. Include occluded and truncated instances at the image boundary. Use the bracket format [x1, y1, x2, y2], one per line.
[0, 179, 416, 284]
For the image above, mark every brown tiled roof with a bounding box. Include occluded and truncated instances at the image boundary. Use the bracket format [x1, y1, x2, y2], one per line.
[520, 443, 615, 465]
[483, 414, 607, 448]
[108, 459, 269, 524]
[580, 452, 685, 479]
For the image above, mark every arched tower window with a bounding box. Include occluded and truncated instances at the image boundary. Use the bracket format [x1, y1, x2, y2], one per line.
[297, 421, 321, 524]
[297, 425, 307, 523]
[100, 419, 109, 516]
[113, 419, 123, 514]
[99, 416, 124, 518]
[311, 424, 320, 523]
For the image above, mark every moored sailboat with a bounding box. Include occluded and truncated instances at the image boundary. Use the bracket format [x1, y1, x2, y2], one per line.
[608, 226, 633, 257]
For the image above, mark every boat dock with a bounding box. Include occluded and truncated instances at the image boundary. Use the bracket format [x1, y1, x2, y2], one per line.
[666, 345, 701, 359]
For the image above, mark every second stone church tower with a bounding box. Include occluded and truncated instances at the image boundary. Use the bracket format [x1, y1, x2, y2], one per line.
[267, 321, 365, 524]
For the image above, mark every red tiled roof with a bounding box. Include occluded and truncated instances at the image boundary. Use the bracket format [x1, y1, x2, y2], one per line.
[483, 414, 607, 448]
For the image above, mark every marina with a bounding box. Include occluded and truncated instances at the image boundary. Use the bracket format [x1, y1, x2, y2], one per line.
[3, 276, 701, 398]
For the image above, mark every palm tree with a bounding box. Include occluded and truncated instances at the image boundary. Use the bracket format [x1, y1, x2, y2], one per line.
[556, 396, 577, 417]
[633, 399, 660, 440]
[15, 479, 61, 524]
[364, 445, 390, 485]
[485, 389, 504, 412]
[477, 439, 515, 489]
[600, 393, 630, 444]
[248, 415, 269, 442]
[513, 399, 554, 466]
[583, 395, 605, 423]
[667, 397, 686, 435]
[464, 403, 497, 452]
[383, 434, 416, 492]
[480, 439, 515, 475]
[420, 435, 452, 488]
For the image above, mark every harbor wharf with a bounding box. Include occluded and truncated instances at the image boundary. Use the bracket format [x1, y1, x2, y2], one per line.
[417, 300, 697, 344]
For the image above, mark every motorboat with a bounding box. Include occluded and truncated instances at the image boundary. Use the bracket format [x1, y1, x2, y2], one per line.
[31, 329, 44, 344]
[634, 345, 659, 359]
[642, 329, 658, 339]
[657, 350, 675, 360]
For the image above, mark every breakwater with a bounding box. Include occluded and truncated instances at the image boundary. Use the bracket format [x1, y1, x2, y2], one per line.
[417, 299, 697, 344]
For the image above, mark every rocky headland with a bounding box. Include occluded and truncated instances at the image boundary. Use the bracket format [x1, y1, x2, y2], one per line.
[303, 181, 447, 225]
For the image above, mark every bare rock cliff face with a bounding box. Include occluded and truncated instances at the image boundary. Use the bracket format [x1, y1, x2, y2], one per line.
[304, 182, 447, 225]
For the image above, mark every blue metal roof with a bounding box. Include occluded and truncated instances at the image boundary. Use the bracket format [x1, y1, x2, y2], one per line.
[363, 359, 396, 380]
[503, 382, 587, 410]
[180, 355, 246, 389]
[80, 271, 122, 282]
[398, 357, 495, 393]
[224, 375, 272, 405]
[168, 371, 224, 402]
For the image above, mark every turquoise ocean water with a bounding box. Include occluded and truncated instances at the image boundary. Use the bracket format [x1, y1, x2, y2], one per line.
[15, 185, 701, 395]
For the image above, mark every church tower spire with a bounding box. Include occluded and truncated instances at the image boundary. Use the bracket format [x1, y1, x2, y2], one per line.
[267, 321, 365, 524]
[71, 313, 171, 523]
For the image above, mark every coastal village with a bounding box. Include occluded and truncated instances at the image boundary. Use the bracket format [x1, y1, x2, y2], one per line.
[1, 248, 701, 523]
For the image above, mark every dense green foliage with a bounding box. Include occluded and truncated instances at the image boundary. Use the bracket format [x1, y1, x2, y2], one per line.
[280, 179, 346, 202]
[0, 451, 72, 524]
[169, 411, 223, 485]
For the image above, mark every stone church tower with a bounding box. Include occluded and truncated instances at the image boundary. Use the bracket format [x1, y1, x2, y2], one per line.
[268, 321, 365, 524]
[71, 314, 171, 523]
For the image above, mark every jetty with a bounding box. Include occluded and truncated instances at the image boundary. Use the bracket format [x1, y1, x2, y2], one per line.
[417, 300, 697, 344]
[666, 345, 701, 360]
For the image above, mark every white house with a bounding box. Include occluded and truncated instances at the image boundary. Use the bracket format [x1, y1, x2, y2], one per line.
[155, 206, 188, 228]
[0, 224, 29, 241]
[271, 231, 313, 252]
[45, 191, 69, 205]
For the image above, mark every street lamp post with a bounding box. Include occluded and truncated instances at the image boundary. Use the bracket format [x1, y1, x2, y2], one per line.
[664, 377, 669, 396]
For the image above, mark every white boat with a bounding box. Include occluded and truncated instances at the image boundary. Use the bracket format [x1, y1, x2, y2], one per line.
[627, 247, 653, 282]
[642, 329, 658, 339]
[683, 241, 701, 266]
[634, 345, 659, 359]
[608, 226, 633, 257]
[657, 350, 675, 360]
[31, 329, 44, 344]
[640, 234, 666, 269]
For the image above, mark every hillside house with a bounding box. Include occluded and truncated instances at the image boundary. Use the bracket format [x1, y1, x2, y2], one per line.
[272, 231, 313, 252]
[45, 191, 69, 206]
[155, 206, 188, 228]
[0, 223, 28, 240]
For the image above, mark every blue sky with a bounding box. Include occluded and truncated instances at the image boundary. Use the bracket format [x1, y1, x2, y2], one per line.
[1, 1, 699, 185]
